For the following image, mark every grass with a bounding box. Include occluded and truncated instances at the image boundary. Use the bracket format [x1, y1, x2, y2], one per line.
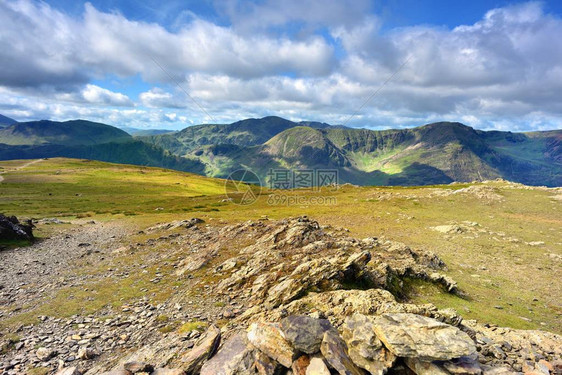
[177, 321, 207, 334]
[0, 158, 560, 334]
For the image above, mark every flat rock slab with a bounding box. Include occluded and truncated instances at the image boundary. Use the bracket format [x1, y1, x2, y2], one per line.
[373, 313, 476, 361]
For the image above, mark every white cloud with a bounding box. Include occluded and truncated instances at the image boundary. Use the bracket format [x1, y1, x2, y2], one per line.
[0, 1, 561, 131]
[139, 88, 188, 109]
[55, 85, 133, 107]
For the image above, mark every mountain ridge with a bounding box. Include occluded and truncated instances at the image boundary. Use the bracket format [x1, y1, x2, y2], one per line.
[0, 114, 17, 128]
[145, 117, 559, 186]
[0, 114, 560, 186]
[0, 119, 132, 146]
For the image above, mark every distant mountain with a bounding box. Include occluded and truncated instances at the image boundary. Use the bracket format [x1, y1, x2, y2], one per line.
[0, 120, 132, 146]
[0, 119, 205, 174]
[120, 127, 177, 136]
[0, 141, 205, 174]
[0, 116, 560, 186]
[138, 116, 334, 156]
[0, 114, 17, 128]
[143, 117, 561, 187]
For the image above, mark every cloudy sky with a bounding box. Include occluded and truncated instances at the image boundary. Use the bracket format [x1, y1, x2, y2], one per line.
[1, 0, 562, 131]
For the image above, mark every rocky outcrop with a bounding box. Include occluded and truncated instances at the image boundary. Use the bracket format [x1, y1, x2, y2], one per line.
[0, 213, 34, 243]
[3, 216, 562, 375]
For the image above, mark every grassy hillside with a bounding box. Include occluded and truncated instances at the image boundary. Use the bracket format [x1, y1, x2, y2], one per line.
[0, 141, 206, 174]
[0, 120, 132, 146]
[0, 158, 229, 217]
[0, 158, 560, 334]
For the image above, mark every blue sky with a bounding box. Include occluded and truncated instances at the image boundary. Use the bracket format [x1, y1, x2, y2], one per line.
[1, 0, 562, 131]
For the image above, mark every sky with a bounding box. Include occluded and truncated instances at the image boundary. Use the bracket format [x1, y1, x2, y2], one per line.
[1, 0, 562, 131]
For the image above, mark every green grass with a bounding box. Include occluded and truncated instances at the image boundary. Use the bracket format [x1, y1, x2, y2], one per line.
[177, 321, 207, 334]
[0, 158, 560, 334]
[0, 158, 233, 218]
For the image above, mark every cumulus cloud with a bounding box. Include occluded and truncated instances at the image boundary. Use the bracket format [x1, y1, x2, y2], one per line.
[139, 88, 188, 109]
[0, 0, 561, 131]
[55, 85, 133, 107]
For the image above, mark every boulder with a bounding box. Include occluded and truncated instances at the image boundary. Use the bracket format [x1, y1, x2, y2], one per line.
[320, 330, 365, 375]
[372, 313, 476, 361]
[254, 351, 279, 375]
[36, 347, 57, 361]
[181, 324, 221, 374]
[247, 322, 296, 368]
[292, 355, 311, 375]
[200, 331, 256, 375]
[281, 315, 334, 354]
[342, 314, 396, 375]
[0, 214, 34, 242]
[306, 356, 331, 375]
[124, 361, 154, 373]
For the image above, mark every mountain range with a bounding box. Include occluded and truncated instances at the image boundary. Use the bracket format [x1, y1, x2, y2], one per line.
[0, 115, 560, 186]
[0, 114, 17, 128]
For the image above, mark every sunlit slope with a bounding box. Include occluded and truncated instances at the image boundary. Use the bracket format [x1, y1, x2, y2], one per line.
[0, 158, 232, 217]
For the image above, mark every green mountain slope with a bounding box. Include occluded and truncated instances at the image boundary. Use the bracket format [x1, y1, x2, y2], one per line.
[0, 120, 132, 146]
[0, 141, 205, 174]
[0, 114, 17, 128]
[0, 119, 205, 174]
[0, 116, 559, 186]
[179, 120, 561, 187]
[139, 116, 335, 156]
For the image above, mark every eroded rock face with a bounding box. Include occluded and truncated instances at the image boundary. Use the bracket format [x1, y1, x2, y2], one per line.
[214, 217, 457, 311]
[342, 314, 396, 375]
[372, 313, 476, 361]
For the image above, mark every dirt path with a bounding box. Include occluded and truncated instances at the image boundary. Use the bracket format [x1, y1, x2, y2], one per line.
[0, 158, 45, 183]
[0, 220, 130, 315]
